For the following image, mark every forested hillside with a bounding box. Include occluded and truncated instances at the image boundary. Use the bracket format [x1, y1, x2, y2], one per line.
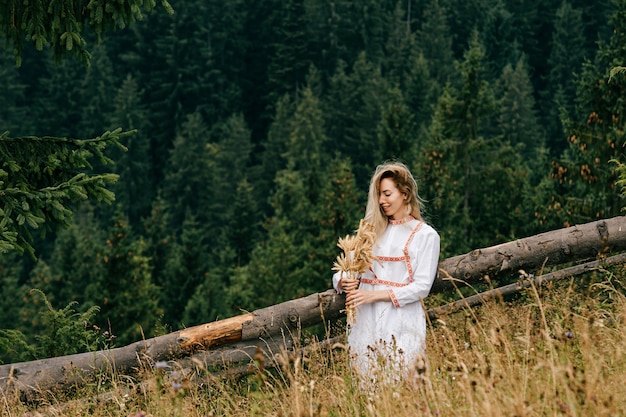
[1, 0, 624, 363]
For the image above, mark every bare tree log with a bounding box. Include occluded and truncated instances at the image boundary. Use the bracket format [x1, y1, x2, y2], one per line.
[429, 252, 626, 320]
[433, 216, 626, 292]
[1, 217, 624, 400]
[0, 290, 345, 400]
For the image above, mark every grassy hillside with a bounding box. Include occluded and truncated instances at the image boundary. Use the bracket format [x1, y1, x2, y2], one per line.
[3, 265, 626, 416]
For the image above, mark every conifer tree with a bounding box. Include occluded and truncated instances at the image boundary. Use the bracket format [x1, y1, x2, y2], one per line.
[0, 131, 126, 256]
[496, 56, 546, 163]
[83, 211, 160, 344]
[160, 112, 215, 235]
[30, 59, 89, 137]
[242, 85, 330, 307]
[1, 0, 173, 66]
[543, 0, 626, 226]
[481, 0, 517, 78]
[377, 87, 417, 162]
[0, 53, 28, 134]
[266, 0, 313, 107]
[0, 252, 25, 332]
[255, 93, 296, 216]
[160, 212, 211, 328]
[109, 75, 154, 226]
[416, 0, 456, 85]
[419, 33, 533, 255]
[78, 43, 117, 137]
[325, 54, 387, 188]
[1, 0, 171, 257]
[542, 1, 587, 153]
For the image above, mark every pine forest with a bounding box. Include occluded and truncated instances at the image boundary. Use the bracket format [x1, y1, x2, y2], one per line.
[1, 0, 625, 365]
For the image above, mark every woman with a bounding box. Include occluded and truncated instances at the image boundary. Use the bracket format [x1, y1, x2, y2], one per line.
[332, 161, 440, 385]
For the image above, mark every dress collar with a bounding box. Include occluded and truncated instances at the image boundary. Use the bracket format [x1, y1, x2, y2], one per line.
[388, 215, 415, 225]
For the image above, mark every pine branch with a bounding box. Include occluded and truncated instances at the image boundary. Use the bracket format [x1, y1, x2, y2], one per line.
[0, 130, 132, 257]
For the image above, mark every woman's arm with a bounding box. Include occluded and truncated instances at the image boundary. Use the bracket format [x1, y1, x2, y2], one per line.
[389, 227, 440, 308]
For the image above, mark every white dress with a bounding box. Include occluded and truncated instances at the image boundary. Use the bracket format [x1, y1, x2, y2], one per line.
[333, 216, 440, 384]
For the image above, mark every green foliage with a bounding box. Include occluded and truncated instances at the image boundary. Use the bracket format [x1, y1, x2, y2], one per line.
[542, 1, 587, 153]
[612, 158, 626, 210]
[0, 0, 173, 66]
[545, 0, 626, 226]
[83, 212, 161, 344]
[0, 0, 622, 349]
[377, 86, 417, 162]
[0, 329, 34, 364]
[0, 130, 128, 257]
[28, 289, 104, 358]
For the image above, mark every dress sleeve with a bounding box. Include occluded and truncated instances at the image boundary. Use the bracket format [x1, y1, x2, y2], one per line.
[332, 270, 344, 293]
[388, 226, 440, 308]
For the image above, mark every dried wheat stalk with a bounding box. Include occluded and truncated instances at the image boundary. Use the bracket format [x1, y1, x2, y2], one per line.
[332, 219, 375, 324]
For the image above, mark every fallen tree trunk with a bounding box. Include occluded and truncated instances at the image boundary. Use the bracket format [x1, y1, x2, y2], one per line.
[428, 252, 626, 320]
[433, 216, 626, 292]
[2, 217, 624, 400]
[0, 290, 345, 401]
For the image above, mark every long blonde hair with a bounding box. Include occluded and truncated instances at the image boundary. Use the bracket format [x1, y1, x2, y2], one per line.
[364, 161, 423, 241]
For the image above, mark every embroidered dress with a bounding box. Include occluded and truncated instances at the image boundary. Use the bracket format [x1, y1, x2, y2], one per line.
[333, 216, 440, 384]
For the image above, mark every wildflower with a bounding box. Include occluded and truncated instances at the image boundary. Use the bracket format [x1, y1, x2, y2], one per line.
[155, 361, 169, 370]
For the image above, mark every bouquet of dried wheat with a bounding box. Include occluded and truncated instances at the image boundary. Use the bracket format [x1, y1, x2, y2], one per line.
[332, 219, 376, 324]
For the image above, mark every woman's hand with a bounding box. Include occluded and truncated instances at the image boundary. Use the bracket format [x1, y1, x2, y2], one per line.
[345, 289, 391, 307]
[340, 277, 360, 292]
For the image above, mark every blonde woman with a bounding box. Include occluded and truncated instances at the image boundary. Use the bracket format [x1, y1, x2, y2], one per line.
[333, 161, 440, 385]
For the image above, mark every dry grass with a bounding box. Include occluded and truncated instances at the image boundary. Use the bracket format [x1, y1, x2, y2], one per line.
[3, 269, 626, 417]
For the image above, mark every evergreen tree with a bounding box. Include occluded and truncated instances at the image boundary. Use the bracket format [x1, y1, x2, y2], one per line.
[208, 113, 254, 227]
[109, 74, 154, 226]
[481, 0, 517, 78]
[266, 0, 313, 108]
[377, 87, 417, 162]
[254, 94, 295, 216]
[325, 53, 387, 188]
[31, 59, 88, 137]
[416, 0, 456, 85]
[77, 43, 117, 137]
[0, 252, 26, 331]
[495, 56, 546, 164]
[27, 207, 105, 307]
[419, 33, 533, 255]
[160, 112, 215, 235]
[383, 1, 418, 85]
[0, 0, 172, 66]
[0, 52, 28, 134]
[83, 212, 160, 344]
[404, 52, 440, 140]
[543, 0, 626, 226]
[0, 131, 125, 256]
[243, 85, 330, 307]
[160, 212, 211, 328]
[542, 1, 587, 154]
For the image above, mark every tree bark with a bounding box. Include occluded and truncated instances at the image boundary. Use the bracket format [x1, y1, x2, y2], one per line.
[428, 252, 626, 320]
[433, 216, 626, 292]
[0, 290, 345, 401]
[1, 216, 624, 400]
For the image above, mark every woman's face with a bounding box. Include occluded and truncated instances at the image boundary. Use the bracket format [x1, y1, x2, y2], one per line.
[378, 177, 407, 220]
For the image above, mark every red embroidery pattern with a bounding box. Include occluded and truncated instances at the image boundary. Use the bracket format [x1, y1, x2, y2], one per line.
[362, 221, 425, 308]
[360, 277, 408, 288]
[389, 290, 400, 308]
[402, 222, 423, 283]
[389, 216, 415, 225]
[373, 255, 407, 262]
